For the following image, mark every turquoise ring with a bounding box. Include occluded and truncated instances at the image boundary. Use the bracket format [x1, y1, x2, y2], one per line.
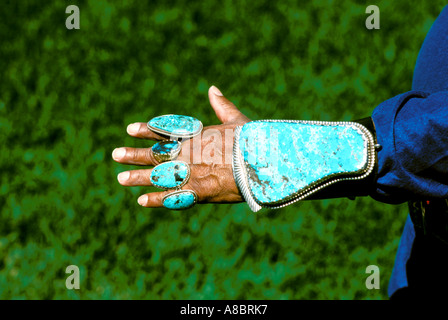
[147, 114, 203, 139]
[151, 140, 182, 163]
[162, 190, 198, 210]
[150, 161, 190, 190]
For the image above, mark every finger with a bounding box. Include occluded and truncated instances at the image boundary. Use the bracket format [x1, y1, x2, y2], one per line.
[137, 191, 172, 208]
[112, 147, 159, 166]
[208, 86, 250, 124]
[117, 169, 154, 186]
[126, 122, 166, 140]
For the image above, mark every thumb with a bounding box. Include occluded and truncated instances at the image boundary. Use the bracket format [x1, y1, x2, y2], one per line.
[208, 86, 250, 124]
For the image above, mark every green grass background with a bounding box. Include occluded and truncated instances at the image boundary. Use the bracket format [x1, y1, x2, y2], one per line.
[1, 0, 446, 300]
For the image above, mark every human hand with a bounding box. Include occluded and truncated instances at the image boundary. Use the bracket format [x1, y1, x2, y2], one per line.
[112, 86, 251, 207]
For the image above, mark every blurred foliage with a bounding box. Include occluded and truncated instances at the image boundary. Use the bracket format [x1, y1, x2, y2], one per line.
[0, 0, 446, 300]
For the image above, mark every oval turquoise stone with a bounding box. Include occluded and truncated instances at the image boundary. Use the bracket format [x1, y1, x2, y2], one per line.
[163, 191, 196, 210]
[150, 161, 189, 189]
[147, 115, 202, 137]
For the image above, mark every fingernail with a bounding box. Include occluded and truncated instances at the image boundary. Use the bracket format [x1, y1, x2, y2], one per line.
[117, 171, 130, 183]
[127, 123, 140, 135]
[138, 194, 148, 206]
[210, 85, 223, 96]
[112, 148, 126, 160]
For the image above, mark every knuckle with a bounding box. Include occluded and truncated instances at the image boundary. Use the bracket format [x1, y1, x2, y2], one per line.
[134, 170, 150, 185]
[133, 171, 142, 184]
[188, 179, 203, 201]
[220, 100, 235, 109]
[130, 149, 139, 161]
[133, 170, 142, 183]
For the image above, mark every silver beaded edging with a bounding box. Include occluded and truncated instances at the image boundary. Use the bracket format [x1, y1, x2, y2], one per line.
[232, 120, 377, 212]
[233, 126, 263, 212]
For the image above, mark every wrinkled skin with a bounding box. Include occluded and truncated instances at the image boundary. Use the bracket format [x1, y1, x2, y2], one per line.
[112, 86, 250, 207]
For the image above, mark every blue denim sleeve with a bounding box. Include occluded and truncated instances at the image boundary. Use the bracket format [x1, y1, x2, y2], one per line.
[371, 91, 448, 203]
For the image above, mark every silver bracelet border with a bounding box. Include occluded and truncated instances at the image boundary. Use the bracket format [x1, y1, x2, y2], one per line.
[232, 120, 377, 212]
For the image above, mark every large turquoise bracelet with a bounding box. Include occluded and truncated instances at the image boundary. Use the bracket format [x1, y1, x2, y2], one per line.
[232, 119, 378, 212]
